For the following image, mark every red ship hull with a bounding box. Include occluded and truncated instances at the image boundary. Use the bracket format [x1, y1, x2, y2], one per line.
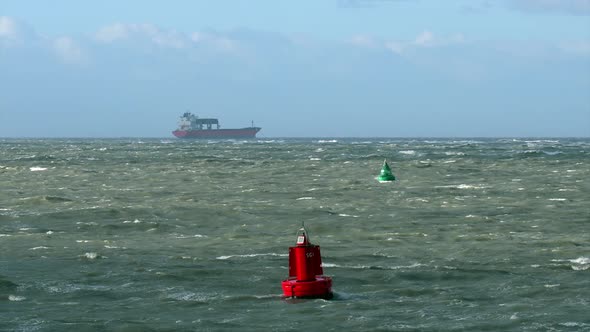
[173, 128, 261, 139]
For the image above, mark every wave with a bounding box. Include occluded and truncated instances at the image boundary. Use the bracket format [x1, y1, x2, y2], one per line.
[165, 291, 217, 303]
[435, 184, 488, 190]
[570, 257, 589, 271]
[399, 150, 416, 155]
[29, 246, 50, 250]
[16, 195, 75, 206]
[549, 257, 589, 270]
[321, 262, 425, 270]
[0, 275, 18, 295]
[216, 253, 287, 260]
[513, 149, 564, 157]
[14, 154, 58, 162]
[80, 252, 104, 260]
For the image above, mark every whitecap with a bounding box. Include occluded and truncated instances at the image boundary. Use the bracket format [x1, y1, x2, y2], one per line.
[123, 219, 142, 224]
[548, 198, 567, 201]
[167, 291, 212, 302]
[29, 246, 49, 250]
[174, 234, 206, 239]
[560, 322, 589, 328]
[216, 253, 287, 260]
[48, 284, 80, 294]
[321, 262, 424, 270]
[76, 221, 98, 225]
[338, 213, 359, 218]
[552, 257, 589, 270]
[435, 184, 487, 190]
[8, 295, 26, 301]
[82, 252, 100, 259]
[30, 167, 47, 171]
[570, 257, 589, 270]
[407, 198, 429, 203]
[456, 184, 486, 189]
[296, 197, 314, 200]
[399, 150, 416, 155]
[252, 294, 282, 300]
[570, 257, 589, 264]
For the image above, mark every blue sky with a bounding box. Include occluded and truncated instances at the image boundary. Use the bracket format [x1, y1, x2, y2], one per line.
[1, 0, 589, 137]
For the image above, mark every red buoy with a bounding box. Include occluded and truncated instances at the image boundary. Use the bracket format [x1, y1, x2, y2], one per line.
[281, 224, 333, 299]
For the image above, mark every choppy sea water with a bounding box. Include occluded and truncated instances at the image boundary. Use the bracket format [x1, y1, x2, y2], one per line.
[0, 138, 588, 332]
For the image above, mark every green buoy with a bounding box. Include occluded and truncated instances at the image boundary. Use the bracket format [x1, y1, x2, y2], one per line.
[377, 159, 396, 182]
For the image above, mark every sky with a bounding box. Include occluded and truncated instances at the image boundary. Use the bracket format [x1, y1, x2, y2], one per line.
[1, 0, 589, 137]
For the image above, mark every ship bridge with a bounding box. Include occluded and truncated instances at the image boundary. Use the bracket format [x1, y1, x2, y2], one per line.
[191, 118, 219, 130]
[180, 112, 221, 130]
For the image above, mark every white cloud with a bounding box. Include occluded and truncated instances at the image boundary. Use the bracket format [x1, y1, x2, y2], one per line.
[414, 30, 435, 46]
[95, 23, 187, 49]
[338, 0, 411, 8]
[450, 33, 466, 44]
[413, 30, 467, 47]
[0, 16, 37, 47]
[95, 23, 129, 42]
[347, 30, 467, 56]
[53, 36, 85, 64]
[348, 34, 377, 48]
[191, 32, 237, 52]
[379, 30, 466, 55]
[559, 40, 590, 55]
[385, 41, 405, 55]
[0, 16, 18, 39]
[509, 0, 590, 15]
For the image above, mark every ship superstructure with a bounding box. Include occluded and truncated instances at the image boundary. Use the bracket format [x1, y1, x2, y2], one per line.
[172, 112, 261, 139]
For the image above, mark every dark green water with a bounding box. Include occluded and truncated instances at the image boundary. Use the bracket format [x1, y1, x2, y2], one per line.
[1, 138, 589, 331]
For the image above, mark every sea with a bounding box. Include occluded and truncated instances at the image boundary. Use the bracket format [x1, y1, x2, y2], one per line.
[0, 138, 588, 332]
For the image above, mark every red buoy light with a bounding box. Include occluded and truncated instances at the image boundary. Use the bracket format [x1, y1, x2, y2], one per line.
[281, 225, 333, 299]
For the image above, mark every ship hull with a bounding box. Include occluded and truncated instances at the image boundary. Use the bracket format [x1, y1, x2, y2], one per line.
[173, 127, 261, 139]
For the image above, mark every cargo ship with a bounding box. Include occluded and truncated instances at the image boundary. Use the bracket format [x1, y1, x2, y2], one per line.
[172, 112, 261, 139]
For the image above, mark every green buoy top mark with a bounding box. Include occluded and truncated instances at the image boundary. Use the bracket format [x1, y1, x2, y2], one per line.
[377, 159, 396, 183]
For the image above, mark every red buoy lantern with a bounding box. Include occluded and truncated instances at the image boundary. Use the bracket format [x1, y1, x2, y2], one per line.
[281, 224, 333, 299]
